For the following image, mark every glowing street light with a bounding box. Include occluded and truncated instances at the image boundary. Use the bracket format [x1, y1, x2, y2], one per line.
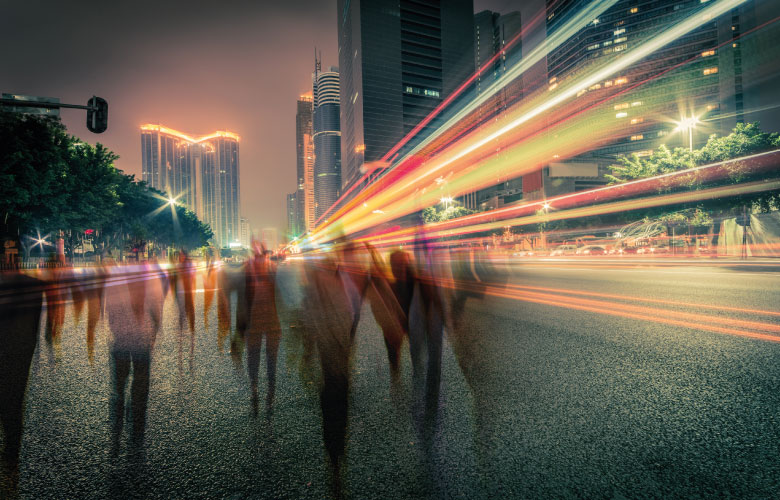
[167, 197, 177, 206]
[674, 115, 699, 151]
[440, 196, 454, 210]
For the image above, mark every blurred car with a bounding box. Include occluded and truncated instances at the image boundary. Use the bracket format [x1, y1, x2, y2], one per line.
[576, 245, 606, 255]
[550, 244, 578, 256]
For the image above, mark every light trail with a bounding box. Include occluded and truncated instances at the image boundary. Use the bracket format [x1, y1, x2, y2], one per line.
[309, 0, 752, 245]
[443, 279, 780, 344]
[310, 0, 621, 234]
[355, 150, 780, 248]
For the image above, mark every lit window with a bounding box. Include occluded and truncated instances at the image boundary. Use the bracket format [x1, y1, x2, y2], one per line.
[589, 83, 602, 90]
[592, 18, 600, 25]
[548, 83, 559, 91]
[614, 102, 629, 110]
[549, 76, 557, 84]
[701, 49, 715, 57]
[603, 47, 614, 55]
[630, 117, 644, 124]
[604, 80, 613, 87]
[405, 86, 413, 93]
[587, 43, 600, 51]
[615, 77, 627, 85]
[630, 7, 638, 13]
[603, 40, 613, 46]
[630, 134, 644, 141]
[616, 112, 628, 118]
[614, 37, 627, 43]
[707, 103, 720, 111]
[631, 101, 642, 107]
[577, 89, 587, 97]
[614, 28, 625, 36]
[657, 130, 668, 137]
[703, 67, 718, 75]
[733, 42, 738, 48]
[614, 44, 627, 52]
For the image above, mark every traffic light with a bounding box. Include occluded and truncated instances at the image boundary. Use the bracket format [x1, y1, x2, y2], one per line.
[86, 96, 108, 133]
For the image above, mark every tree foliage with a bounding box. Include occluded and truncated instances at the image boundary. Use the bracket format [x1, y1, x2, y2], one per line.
[0, 112, 213, 258]
[422, 205, 475, 223]
[607, 122, 780, 216]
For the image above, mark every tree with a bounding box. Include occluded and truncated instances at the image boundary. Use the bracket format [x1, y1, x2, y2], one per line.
[607, 122, 780, 216]
[421, 204, 475, 224]
[1, 111, 214, 262]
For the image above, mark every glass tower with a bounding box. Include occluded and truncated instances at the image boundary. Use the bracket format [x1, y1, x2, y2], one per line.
[313, 66, 342, 221]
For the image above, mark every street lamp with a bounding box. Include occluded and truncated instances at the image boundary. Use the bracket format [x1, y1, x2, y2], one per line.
[674, 115, 699, 151]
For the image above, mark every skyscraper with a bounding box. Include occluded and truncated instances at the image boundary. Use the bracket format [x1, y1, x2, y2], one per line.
[518, 0, 780, 201]
[313, 63, 341, 221]
[464, 10, 524, 210]
[295, 93, 315, 235]
[140, 124, 241, 247]
[337, 0, 475, 198]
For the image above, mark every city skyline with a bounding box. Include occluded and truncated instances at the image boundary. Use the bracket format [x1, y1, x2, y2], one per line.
[1, 0, 512, 237]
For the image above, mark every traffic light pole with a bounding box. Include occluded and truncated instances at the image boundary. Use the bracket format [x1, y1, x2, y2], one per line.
[0, 99, 95, 111]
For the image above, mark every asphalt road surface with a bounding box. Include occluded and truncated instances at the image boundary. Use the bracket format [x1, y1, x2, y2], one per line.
[6, 258, 780, 499]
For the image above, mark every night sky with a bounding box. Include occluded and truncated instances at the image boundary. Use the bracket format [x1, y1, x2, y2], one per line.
[2, 0, 511, 235]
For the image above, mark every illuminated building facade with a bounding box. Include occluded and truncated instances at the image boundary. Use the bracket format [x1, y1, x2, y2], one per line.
[140, 124, 241, 247]
[295, 94, 314, 235]
[515, 0, 780, 202]
[313, 65, 341, 220]
[337, 0, 475, 197]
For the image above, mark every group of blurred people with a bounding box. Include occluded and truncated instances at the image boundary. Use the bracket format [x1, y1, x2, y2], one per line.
[1, 236, 506, 497]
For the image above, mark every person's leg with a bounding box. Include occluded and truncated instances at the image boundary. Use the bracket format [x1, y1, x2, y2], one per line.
[246, 331, 261, 416]
[265, 331, 281, 410]
[110, 350, 131, 442]
[130, 351, 151, 445]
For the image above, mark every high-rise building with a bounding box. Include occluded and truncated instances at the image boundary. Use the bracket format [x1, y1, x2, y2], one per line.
[239, 217, 250, 248]
[464, 10, 524, 210]
[140, 124, 241, 247]
[337, 0, 475, 199]
[313, 63, 342, 221]
[523, 0, 780, 201]
[295, 94, 315, 235]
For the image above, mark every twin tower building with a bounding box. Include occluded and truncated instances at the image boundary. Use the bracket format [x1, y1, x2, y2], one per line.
[140, 125, 243, 248]
[139, 65, 340, 247]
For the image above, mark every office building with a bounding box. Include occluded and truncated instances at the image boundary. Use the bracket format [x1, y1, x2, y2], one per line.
[337, 0, 475, 197]
[295, 93, 315, 235]
[313, 63, 342, 220]
[239, 217, 250, 248]
[517, 0, 780, 202]
[463, 10, 524, 210]
[140, 124, 241, 247]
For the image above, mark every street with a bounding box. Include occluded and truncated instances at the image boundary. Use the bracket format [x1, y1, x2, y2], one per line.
[10, 259, 780, 499]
